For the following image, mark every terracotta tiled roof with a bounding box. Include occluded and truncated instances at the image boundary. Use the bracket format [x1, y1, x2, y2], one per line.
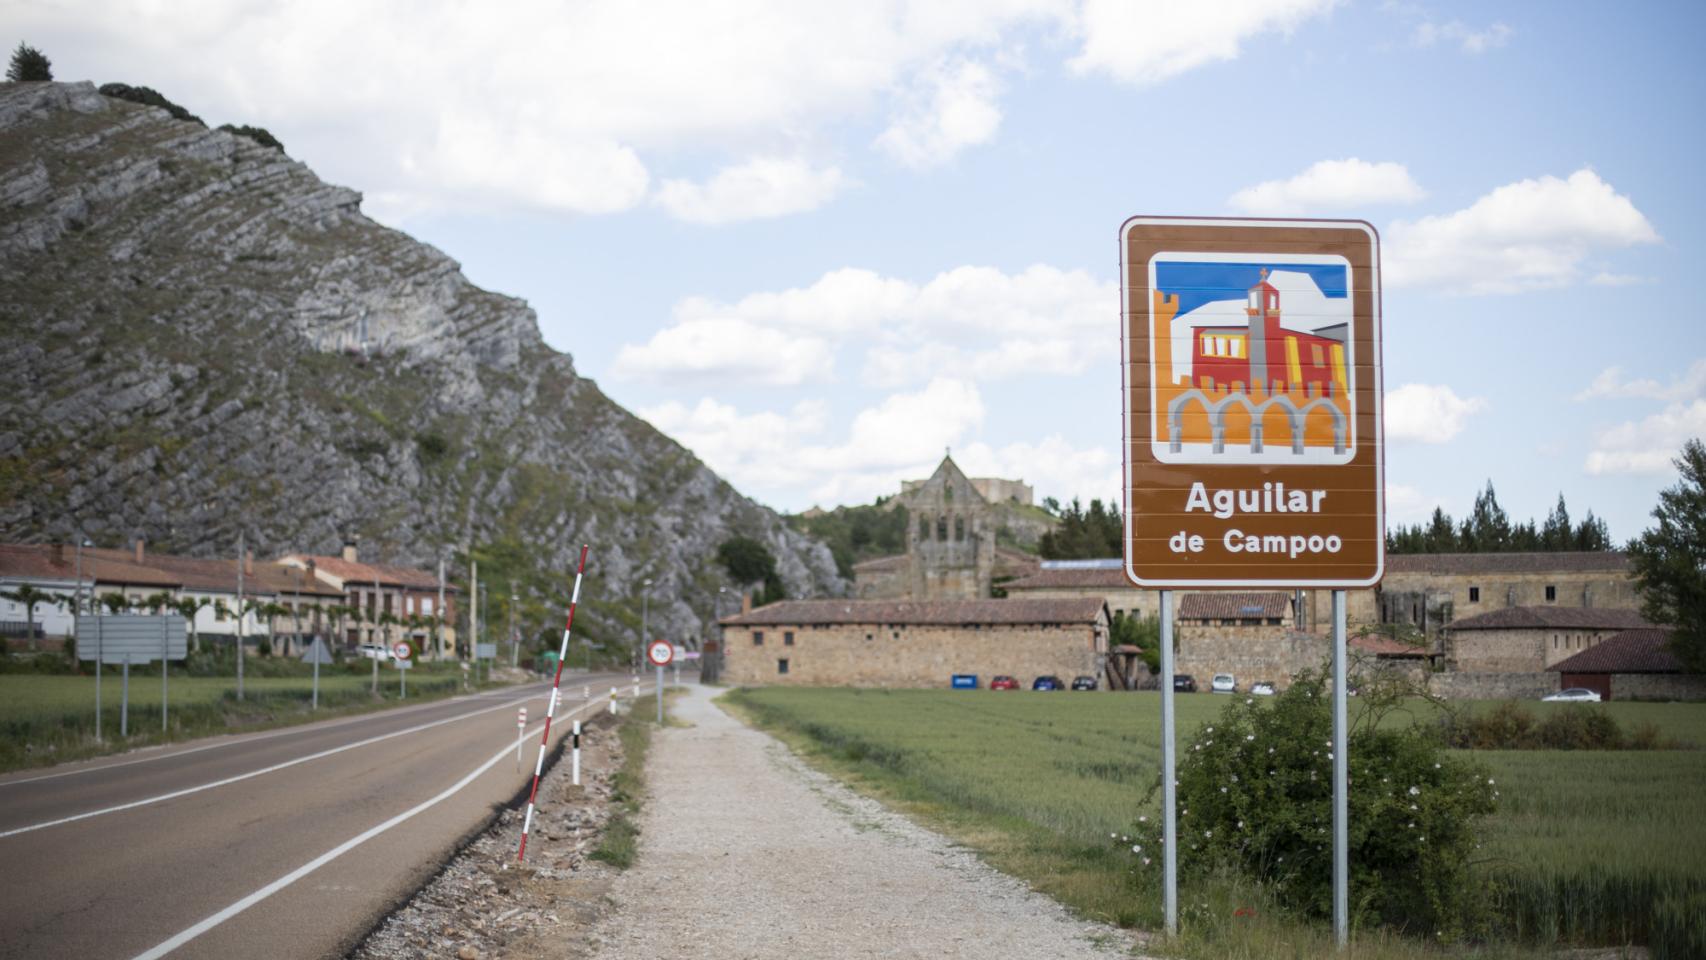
[1350, 633, 1429, 656]
[1446, 606, 1648, 632]
[0, 544, 181, 588]
[83, 549, 342, 597]
[1003, 567, 1134, 590]
[284, 554, 446, 591]
[720, 597, 1107, 627]
[1178, 592, 1291, 621]
[1550, 628, 1684, 674]
[1386, 551, 1629, 575]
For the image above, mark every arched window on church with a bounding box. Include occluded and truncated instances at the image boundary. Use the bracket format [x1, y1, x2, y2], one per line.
[954, 516, 965, 541]
[937, 516, 948, 541]
[919, 516, 930, 541]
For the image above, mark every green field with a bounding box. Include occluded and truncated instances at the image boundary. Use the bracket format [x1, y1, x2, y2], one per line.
[0, 664, 483, 772]
[724, 688, 1706, 957]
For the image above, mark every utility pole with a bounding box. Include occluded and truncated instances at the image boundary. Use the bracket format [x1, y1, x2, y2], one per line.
[508, 590, 518, 668]
[437, 557, 446, 660]
[468, 558, 478, 685]
[236, 532, 245, 701]
[371, 573, 381, 694]
[640, 578, 652, 673]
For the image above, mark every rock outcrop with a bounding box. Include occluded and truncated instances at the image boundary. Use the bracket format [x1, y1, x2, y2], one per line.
[0, 81, 845, 649]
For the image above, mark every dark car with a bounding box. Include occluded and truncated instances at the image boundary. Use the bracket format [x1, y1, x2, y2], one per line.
[990, 675, 1019, 690]
[1032, 675, 1064, 691]
[1070, 675, 1099, 691]
[1173, 674, 1198, 693]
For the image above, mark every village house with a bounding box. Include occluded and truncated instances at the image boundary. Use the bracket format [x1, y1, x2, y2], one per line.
[1442, 605, 1651, 673]
[720, 597, 1109, 688]
[278, 541, 457, 657]
[1549, 627, 1706, 701]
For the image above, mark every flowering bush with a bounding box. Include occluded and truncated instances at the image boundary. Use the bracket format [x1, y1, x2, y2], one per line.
[1122, 669, 1498, 939]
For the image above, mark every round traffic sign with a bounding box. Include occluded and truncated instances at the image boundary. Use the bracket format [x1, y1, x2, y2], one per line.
[392, 642, 412, 660]
[646, 640, 673, 666]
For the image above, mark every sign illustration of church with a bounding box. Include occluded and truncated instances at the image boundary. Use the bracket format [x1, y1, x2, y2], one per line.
[1147, 253, 1356, 465]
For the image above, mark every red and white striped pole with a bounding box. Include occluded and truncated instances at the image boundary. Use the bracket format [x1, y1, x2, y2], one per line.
[518, 544, 589, 861]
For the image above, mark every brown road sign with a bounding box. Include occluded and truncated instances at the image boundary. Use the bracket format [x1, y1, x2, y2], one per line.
[1121, 217, 1384, 588]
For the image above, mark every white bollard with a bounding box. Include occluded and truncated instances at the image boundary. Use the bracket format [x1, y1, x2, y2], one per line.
[571, 720, 582, 786]
[609, 687, 617, 714]
[583, 685, 589, 699]
[634, 682, 641, 697]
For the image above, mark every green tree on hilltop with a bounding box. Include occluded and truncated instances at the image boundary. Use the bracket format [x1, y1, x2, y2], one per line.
[1628, 438, 1706, 672]
[7, 43, 52, 82]
[718, 536, 785, 606]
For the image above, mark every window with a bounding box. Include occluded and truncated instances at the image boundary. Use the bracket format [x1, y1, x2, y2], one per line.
[865, 633, 873, 642]
[1468, 587, 1480, 603]
[1545, 585, 1557, 602]
[954, 516, 965, 541]
[892, 630, 900, 640]
[777, 658, 790, 675]
[784, 631, 794, 646]
[753, 630, 764, 646]
[937, 516, 948, 540]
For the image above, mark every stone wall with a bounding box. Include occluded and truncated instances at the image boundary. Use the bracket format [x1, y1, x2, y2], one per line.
[721, 620, 1105, 688]
[1449, 626, 1628, 672]
[1610, 673, 1706, 702]
[1175, 626, 1327, 690]
[1426, 671, 1557, 701]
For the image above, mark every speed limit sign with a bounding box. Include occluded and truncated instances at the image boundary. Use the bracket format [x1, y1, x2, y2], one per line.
[392, 642, 412, 660]
[646, 640, 673, 667]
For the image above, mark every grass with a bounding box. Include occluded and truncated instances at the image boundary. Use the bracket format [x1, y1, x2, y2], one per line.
[588, 692, 666, 869]
[722, 688, 1706, 958]
[0, 663, 492, 773]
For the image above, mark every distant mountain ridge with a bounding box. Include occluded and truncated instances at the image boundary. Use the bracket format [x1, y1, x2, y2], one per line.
[0, 80, 845, 648]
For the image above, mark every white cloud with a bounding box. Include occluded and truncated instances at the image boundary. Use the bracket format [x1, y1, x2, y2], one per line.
[955, 436, 1121, 506]
[1586, 399, 1706, 475]
[633, 263, 1114, 387]
[1384, 482, 1438, 526]
[640, 398, 829, 492]
[1385, 383, 1485, 443]
[1068, 0, 1340, 85]
[1576, 361, 1706, 403]
[1228, 158, 1425, 215]
[609, 318, 834, 386]
[1385, 169, 1660, 294]
[876, 58, 1003, 168]
[655, 157, 852, 224]
[1412, 20, 1511, 54]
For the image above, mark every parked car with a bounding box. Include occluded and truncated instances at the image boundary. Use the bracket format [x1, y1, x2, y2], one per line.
[1543, 688, 1603, 702]
[989, 675, 1019, 690]
[1173, 674, 1197, 693]
[356, 643, 389, 660]
[1070, 675, 1099, 691]
[1211, 673, 1237, 694]
[1032, 675, 1064, 691]
[1250, 681, 1276, 696]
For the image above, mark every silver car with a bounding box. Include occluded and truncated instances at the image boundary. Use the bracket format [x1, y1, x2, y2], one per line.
[1542, 688, 1603, 702]
[1211, 673, 1236, 694]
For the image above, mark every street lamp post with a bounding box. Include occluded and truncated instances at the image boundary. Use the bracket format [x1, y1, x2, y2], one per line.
[509, 591, 519, 668]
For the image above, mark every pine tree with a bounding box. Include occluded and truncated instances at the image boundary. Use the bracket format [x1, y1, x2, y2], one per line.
[1541, 494, 1574, 550]
[6, 42, 52, 82]
[1626, 439, 1706, 671]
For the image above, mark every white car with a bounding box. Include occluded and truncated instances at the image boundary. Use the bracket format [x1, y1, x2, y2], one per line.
[1543, 688, 1603, 703]
[1250, 681, 1276, 696]
[356, 643, 389, 660]
[1211, 673, 1236, 694]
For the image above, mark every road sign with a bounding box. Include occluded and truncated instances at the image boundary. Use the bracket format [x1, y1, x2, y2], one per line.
[392, 641, 412, 660]
[300, 637, 335, 665]
[393, 657, 413, 669]
[475, 642, 497, 659]
[1120, 216, 1384, 588]
[646, 640, 673, 666]
[75, 615, 187, 663]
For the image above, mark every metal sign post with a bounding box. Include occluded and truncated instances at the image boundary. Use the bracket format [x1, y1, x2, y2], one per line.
[647, 640, 673, 723]
[1119, 217, 1385, 945]
[121, 655, 130, 738]
[393, 642, 413, 699]
[161, 615, 169, 731]
[1159, 590, 1177, 936]
[77, 615, 187, 740]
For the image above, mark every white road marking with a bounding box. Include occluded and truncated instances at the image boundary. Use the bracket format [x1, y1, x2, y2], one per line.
[0, 690, 553, 839]
[0, 682, 556, 789]
[128, 697, 607, 960]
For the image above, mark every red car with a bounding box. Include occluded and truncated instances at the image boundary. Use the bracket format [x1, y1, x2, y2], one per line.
[989, 675, 1019, 690]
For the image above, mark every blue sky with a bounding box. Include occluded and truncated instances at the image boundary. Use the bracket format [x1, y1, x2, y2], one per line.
[11, 0, 1705, 541]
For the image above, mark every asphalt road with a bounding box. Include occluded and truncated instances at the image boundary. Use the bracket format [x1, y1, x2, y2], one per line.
[0, 670, 637, 960]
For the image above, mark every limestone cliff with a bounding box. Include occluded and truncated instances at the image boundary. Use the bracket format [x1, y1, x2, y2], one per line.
[0, 81, 846, 650]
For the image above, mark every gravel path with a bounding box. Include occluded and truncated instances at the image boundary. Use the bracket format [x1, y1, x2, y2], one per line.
[587, 683, 1138, 959]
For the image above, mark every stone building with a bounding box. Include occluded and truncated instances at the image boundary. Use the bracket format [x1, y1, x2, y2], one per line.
[718, 597, 1110, 688]
[852, 455, 1039, 601]
[1550, 627, 1705, 701]
[1442, 605, 1649, 673]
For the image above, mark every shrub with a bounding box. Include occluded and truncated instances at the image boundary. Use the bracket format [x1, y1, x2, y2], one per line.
[217, 123, 285, 152]
[97, 83, 204, 125]
[1435, 702, 1671, 750]
[1123, 670, 1498, 940]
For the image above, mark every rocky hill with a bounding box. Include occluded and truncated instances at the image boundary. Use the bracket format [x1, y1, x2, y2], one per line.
[0, 81, 845, 651]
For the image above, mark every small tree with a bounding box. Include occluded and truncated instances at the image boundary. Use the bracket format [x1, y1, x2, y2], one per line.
[1628, 438, 1706, 672]
[172, 596, 212, 653]
[0, 583, 55, 650]
[717, 536, 785, 606]
[6, 43, 51, 82]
